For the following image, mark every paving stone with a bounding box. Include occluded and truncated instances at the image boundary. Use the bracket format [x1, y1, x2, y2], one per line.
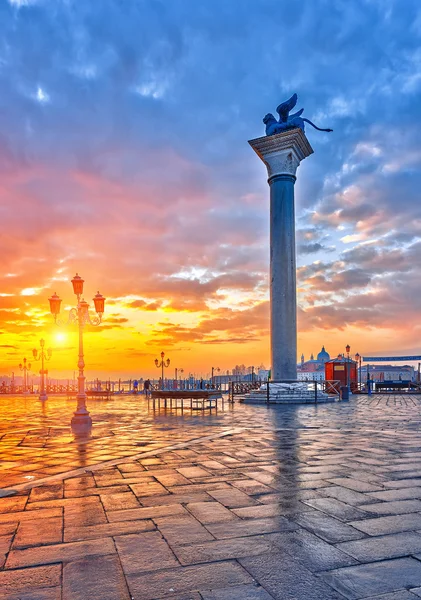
[140, 492, 213, 506]
[350, 512, 421, 535]
[410, 588, 421, 597]
[100, 492, 141, 511]
[239, 552, 344, 599]
[337, 531, 421, 562]
[115, 531, 178, 574]
[173, 534, 276, 565]
[291, 511, 366, 543]
[13, 516, 62, 549]
[186, 501, 238, 524]
[64, 518, 155, 541]
[0, 565, 61, 597]
[328, 477, 383, 492]
[0, 534, 13, 568]
[0, 496, 27, 513]
[166, 483, 230, 495]
[0, 587, 61, 600]
[106, 503, 188, 522]
[63, 554, 130, 600]
[155, 514, 214, 545]
[29, 484, 63, 502]
[153, 472, 191, 486]
[126, 560, 253, 600]
[6, 537, 116, 569]
[384, 479, 421, 489]
[232, 503, 290, 519]
[177, 467, 211, 478]
[25, 496, 99, 510]
[318, 485, 376, 506]
[368, 487, 421, 501]
[0, 523, 17, 536]
[64, 502, 107, 527]
[0, 507, 62, 524]
[200, 584, 274, 599]
[65, 484, 131, 498]
[230, 479, 276, 495]
[303, 497, 371, 521]
[130, 481, 169, 497]
[207, 487, 257, 508]
[320, 557, 421, 599]
[362, 499, 421, 515]
[363, 593, 419, 600]
[268, 528, 358, 571]
[205, 516, 299, 539]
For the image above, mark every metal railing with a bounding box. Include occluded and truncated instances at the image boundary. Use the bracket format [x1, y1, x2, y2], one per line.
[229, 379, 341, 403]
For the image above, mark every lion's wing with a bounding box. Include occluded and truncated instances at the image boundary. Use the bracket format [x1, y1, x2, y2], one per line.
[276, 94, 297, 121]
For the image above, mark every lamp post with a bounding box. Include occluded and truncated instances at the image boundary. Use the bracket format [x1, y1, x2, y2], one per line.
[211, 366, 220, 388]
[32, 339, 52, 401]
[249, 365, 255, 383]
[345, 344, 350, 389]
[49, 274, 105, 428]
[355, 353, 361, 389]
[155, 352, 170, 390]
[19, 358, 31, 394]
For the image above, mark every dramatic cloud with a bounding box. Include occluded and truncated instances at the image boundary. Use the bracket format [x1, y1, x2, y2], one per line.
[1, 0, 421, 375]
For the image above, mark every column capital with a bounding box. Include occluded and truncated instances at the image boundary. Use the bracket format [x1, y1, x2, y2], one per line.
[248, 127, 313, 179]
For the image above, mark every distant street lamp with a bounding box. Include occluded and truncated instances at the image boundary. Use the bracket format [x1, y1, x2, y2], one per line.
[155, 352, 170, 390]
[33, 339, 52, 401]
[49, 273, 105, 428]
[211, 366, 220, 387]
[345, 344, 351, 389]
[19, 358, 31, 394]
[355, 353, 362, 388]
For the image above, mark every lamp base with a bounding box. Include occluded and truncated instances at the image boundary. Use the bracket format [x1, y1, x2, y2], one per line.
[71, 414, 92, 427]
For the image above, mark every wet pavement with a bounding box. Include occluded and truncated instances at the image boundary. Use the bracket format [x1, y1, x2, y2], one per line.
[2, 394, 421, 598]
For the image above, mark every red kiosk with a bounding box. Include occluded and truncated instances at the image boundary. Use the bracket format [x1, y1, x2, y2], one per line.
[325, 355, 357, 393]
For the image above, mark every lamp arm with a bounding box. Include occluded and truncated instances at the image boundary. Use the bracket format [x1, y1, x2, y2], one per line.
[84, 311, 102, 327]
[55, 308, 78, 327]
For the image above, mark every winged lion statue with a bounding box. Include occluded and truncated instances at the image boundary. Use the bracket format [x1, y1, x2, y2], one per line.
[263, 93, 332, 136]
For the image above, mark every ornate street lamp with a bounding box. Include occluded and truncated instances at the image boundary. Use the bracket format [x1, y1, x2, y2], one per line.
[19, 358, 31, 394]
[33, 339, 52, 401]
[211, 366, 220, 388]
[48, 273, 105, 428]
[345, 344, 351, 389]
[155, 352, 170, 390]
[355, 353, 362, 389]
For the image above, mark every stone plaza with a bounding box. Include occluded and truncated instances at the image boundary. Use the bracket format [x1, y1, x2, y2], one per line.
[2, 395, 421, 598]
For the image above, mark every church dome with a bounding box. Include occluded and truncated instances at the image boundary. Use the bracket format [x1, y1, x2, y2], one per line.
[317, 346, 330, 363]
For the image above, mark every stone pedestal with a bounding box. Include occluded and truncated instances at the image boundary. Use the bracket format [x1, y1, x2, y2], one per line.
[248, 128, 313, 380]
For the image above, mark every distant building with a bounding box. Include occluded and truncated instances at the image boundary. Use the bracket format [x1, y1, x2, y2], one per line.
[360, 365, 415, 382]
[297, 346, 330, 381]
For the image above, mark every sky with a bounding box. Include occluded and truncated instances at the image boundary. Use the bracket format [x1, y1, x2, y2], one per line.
[1, 0, 421, 379]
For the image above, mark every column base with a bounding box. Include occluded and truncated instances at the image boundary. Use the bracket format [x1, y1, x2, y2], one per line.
[71, 414, 92, 427]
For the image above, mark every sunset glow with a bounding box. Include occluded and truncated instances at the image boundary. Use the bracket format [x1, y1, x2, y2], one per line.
[1, 1, 421, 379]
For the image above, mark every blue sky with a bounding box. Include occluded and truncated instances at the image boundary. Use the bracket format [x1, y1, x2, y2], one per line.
[1, 0, 421, 374]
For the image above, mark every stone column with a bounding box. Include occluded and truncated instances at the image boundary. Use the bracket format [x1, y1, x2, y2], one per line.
[248, 128, 313, 380]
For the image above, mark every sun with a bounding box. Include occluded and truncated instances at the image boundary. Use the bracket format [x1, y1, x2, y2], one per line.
[55, 332, 67, 343]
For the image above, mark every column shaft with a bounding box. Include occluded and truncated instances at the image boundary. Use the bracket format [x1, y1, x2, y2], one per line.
[269, 174, 297, 380]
